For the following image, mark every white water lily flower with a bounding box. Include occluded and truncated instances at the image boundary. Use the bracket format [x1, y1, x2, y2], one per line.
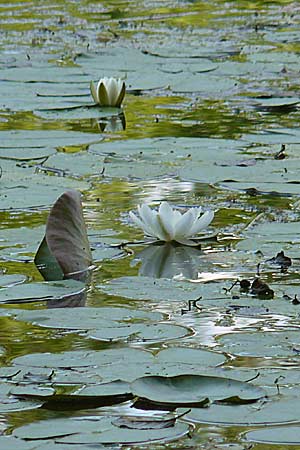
[130, 202, 214, 246]
[90, 77, 125, 107]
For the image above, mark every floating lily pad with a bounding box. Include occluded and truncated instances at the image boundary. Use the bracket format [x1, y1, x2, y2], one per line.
[0, 274, 27, 287]
[0, 280, 85, 304]
[156, 347, 226, 369]
[89, 322, 190, 343]
[0, 147, 55, 161]
[131, 374, 264, 405]
[11, 380, 133, 408]
[89, 136, 244, 162]
[102, 160, 175, 180]
[10, 306, 183, 344]
[0, 437, 40, 450]
[0, 384, 42, 413]
[12, 306, 163, 329]
[12, 347, 154, 369]
[236, 221, 300, 256]
[171, 74, 238, 95]
[243, 128, 300, 145]
[183, 397, 300, 426]
[36, 105, 120, 120]
[0, 179, 89, 211]
[180, 157, 300, 185]
[56, 422, 190, 445]
[245, 425, 300, 445]
[252, 97, 300, 111]
[13, 410, 189, 445]
[97, 276, 205, 302]
[38, 152, 105, 179]
[0, 130, 101, 149]
[13, 417, 112, 440]
[217, 330, 300, 358]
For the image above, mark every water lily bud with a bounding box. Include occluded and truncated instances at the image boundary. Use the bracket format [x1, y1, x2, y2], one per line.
[90, 77, 125, 107]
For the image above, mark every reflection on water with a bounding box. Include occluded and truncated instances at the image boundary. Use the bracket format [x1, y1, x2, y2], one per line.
[132, 243, 239, 281]
[95, 112, 126, 133]
[132, 243, 203, 280]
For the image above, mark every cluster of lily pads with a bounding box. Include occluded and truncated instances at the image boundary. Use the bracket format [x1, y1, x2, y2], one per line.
[2, 2, 300, 445]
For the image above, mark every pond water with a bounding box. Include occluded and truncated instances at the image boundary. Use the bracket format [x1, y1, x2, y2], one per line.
[1, 0, 300, 448]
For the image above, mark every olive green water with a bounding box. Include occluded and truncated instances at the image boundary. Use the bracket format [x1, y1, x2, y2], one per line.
[1, 0, 300, 448]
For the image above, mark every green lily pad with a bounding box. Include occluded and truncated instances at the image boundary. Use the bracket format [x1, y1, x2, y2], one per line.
[0, 130, 101, 149]
[10, 306, 184, 344]
[38, 152, 105, 179]
[12, 347, 154, 369]
[0, 147, 55, 161]
[57, 422, 190, 445]
[90, 136, 244, 162]
[0, 274, 27, 287]
[245, 425, 300, 445]
[13, 417, 112, 440]
[0, 162, 90, 211]
[183, 397, 300, 426]
[0, 437, 40, 450]
[0, 280, 85, 304]
[243, 128, 300, 145]
[236, 220, 300, 256]
[14, 412, 189, 445]
[252, 97, 300, 111]
[89, 322, 190, 343]
[217, 330, 300, 358]
[97, 276, 206, 302]
[156, 347, 226, 369]
[171, 74, 238, 95]
[12, 306, 163, 329]
[11, 380, 133, 408]
[131, 374, 265, 405]
[0, 384, 42, 413]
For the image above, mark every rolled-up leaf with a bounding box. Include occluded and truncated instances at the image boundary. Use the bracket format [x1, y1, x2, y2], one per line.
[35, 190, 93, 281]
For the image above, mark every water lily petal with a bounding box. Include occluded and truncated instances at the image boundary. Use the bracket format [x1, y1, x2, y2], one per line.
[97, 80, 110, 106]
[190, 206, 202, 221]
[129, 211, 156, 237]
[158, 202, 176, 240]
[173, 209, 197, 238]
[90, 81, 99, 103]
[138, 204, 167, 240]
[175, 236, 200, 246]
[106, 78, 119, 105]
[190, 210, 214, 235]
[115, 81, 126, 107]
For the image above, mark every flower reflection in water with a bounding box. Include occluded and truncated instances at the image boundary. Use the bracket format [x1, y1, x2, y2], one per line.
[96, 112, 126, 133]
[131, 243, 203, 280]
